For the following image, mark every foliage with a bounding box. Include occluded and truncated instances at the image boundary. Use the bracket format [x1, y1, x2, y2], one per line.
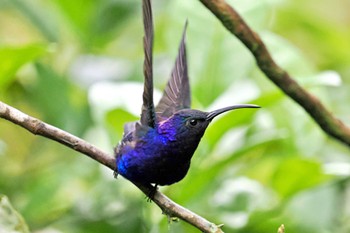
[0, 195, 29, 233]
[1, 0, 350, 232]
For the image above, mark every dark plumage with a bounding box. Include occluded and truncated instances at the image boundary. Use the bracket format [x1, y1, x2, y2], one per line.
[114, 0, 259, 191]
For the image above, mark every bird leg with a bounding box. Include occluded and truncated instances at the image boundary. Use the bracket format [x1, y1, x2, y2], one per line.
[145, 184, 158, 202]
[113, 170, 119, 179]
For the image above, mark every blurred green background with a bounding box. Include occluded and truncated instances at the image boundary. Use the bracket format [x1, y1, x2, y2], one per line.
[1, 0, 350, 232]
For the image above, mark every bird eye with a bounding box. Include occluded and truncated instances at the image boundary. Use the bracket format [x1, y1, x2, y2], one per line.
[189, 119, 198, 126]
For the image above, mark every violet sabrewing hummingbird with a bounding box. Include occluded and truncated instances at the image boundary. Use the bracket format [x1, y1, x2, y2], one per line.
[114, 0, 259, 191]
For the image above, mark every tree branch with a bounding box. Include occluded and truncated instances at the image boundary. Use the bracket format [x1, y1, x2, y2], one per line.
[199, 0, 350, 147]
[0, 101, 223, 233]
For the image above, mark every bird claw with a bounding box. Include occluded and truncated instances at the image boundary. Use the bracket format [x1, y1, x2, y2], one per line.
[113, 170, 119, 179]
[145, 184, 158, 202]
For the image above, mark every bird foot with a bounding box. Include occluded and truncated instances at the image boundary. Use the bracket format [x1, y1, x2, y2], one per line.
[145, 184, 158, 202]
[113, 170, 119, 179]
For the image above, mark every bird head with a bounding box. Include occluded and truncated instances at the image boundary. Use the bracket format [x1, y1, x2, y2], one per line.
[159, 104, 260, 142]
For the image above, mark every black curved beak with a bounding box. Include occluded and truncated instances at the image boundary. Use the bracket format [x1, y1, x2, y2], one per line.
[206, 104, 260, 121]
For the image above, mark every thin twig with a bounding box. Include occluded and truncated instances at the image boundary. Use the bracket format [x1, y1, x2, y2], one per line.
[0, 101, 223, 233]
[199, 0, 350, 147]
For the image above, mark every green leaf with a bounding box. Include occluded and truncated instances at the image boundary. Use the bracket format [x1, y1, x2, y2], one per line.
[0, 44, 46, 89]
[271, 158, 330, 198]
[31, 63, 92, 135]
[52, 0, 138, 47]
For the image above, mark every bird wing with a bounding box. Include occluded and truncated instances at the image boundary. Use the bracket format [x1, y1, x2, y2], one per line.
[140, 0, 156, 128]
[155, 21, 190, 121]
[123, 122, 137, 136]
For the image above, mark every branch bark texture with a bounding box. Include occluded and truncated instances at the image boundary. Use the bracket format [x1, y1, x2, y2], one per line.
[199, 0, 350, 147]
[0, 101, 223, 233]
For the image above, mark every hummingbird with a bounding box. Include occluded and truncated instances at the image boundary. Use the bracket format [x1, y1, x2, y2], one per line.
[114, 0, 259, 194]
